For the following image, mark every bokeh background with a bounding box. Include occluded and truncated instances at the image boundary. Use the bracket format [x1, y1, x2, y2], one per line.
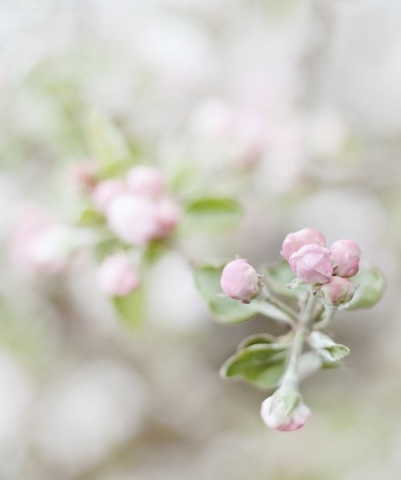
[1, 0, 401, 479]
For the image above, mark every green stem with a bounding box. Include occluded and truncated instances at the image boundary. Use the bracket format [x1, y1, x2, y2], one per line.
[314, 306, 336, 330]
[262, 291, 299, 326]
[280, 292, 316, 389]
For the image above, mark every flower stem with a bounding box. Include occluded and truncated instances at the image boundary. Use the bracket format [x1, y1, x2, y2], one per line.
[280, 292, 316, 389]
[262, 291, 299, 326]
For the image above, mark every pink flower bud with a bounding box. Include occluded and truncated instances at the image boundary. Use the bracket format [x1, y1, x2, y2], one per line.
[96, 254, 140, 297]
[260, 388, 310, 432]
[220, 259, 262, 304]
[70, 162, 97, 192]
[92, 179, 126, 214]
[127, 166, 164, 199]
[106, 194, 160, 246]
[281, 228, 326, 261]
[155, 197, 181, 238]
[320, 276, 356, 306]
[329, 239, 361, 278]
[289, 244, 333, 284]
[11, 209, 76, 276]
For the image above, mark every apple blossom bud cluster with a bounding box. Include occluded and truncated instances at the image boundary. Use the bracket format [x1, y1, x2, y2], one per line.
[92, 165, 181, 246]
[199, 226, 383, 434]
[282, 228, 361, 306]
[220, 258, 263, 303]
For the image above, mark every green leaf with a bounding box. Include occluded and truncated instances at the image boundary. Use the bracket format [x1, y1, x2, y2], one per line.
[194, 265, 293, 324]
[78, 208, 105, 226]
[112, 288, 144, 331]
[184, 197, 242, 231]
[309, 332, 350, 363]
[322, 344, 350, 362]
[87, 111, 132, 176]
[220, 344, 287, 390]
[237, 333, 279, 350]
[265, 260, 307, 301]
[348, 266, 385, 310]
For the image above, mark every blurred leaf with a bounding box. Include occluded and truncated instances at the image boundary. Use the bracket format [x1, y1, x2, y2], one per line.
[220, 344, 287, 390]
[348, 266, 385, 310]
[265, 260, 306, 301]
[143, 240, 167, 264]
[78, 208, 105, 226]
[112, 288, 144, 331]
[87, 111, 133, 176]
[184, 197, 242, 231]
[194, 265, 293, 324]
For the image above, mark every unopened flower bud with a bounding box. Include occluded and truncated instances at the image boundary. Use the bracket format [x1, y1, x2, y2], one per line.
[289, 244, 333, 284]
[11, 209, 77, 276]
[92, 179, 126, 214]
[260, 387, 310, 432]
[281, 228, 326, 261]
[320, 276, 355, 306]
[329, 239, 361, 278]
[97, 254, 139, 297]
[220, 259, 262, 303]
[155, 197, 181, 238]
[106, 194, 160, 246]
[127, 166, 164, 199]
[70, 162, 97, 192]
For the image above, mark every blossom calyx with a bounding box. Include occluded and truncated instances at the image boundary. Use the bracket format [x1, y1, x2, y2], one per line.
[220, 259, 262, 304]
[260, 387, 310, 432]
[289, 244, 333, 284]
[281, 228, 326, 261]
[329, 239, 361, 278]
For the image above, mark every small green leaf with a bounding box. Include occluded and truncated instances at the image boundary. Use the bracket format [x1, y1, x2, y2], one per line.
[309, 331, 350, 363]
[209, 297, 258, 324]
[194, 265, 293, 324]
[220, 344, 287, 390]
[348, 266, 385, 310]
[112, 288, 144, 331]
[184, 197, 242, 231]
[78, 208, 105, 226]
[87, 111, 132, 175]
[323, 344, 350, 362]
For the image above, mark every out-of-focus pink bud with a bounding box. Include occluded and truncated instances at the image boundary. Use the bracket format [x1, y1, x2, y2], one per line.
[106, 194, 160, 246]
[155, 197, 181, 238]
[11, 210, 76, 276]
[260, 388, 310, 432]
[289, 244, 333, 284]
[96, 254, 140, 297]
[70, 162, 97, 192]
[329, 239, 361, 278]
[220, 258, 262, 304]
[92, 179, 126, 214]
[127, 166, 164, 199]
[320, 276, 356, 306]
[281, 228, 326, 261]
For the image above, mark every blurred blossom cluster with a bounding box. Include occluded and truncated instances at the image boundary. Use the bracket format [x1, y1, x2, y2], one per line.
[0, 0, 400, 479]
